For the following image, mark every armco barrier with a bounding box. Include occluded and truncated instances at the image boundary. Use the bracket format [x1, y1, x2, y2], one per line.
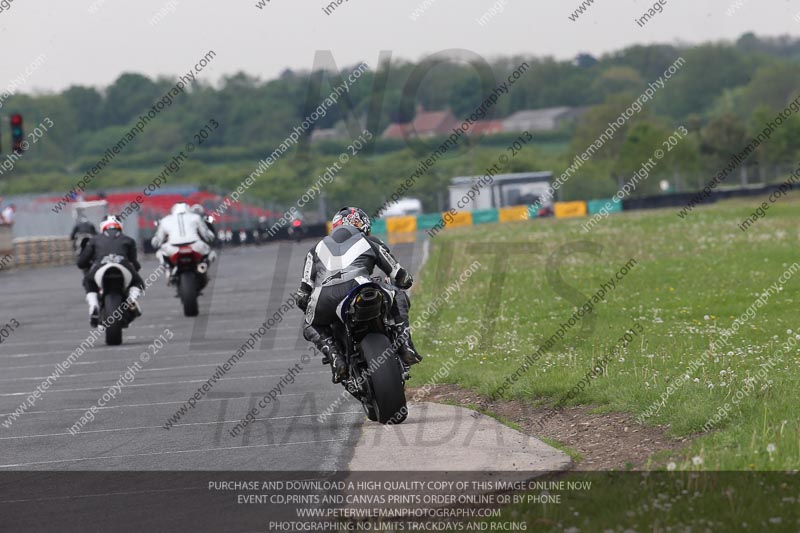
[444, 211, 472, 229]
[472, 209, 499, 225]
[499, 205, 529, 222]
[621, 184, 793, 211]
[415, 213, 443, 231]
[386, 216, 417, 234]
[386, 215, 417, 245]
[370, 219, 386, 235]
[587, 198, 622, 215]
[554, 201, 588, 218]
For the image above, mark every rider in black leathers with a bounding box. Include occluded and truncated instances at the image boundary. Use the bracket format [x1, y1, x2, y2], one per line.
[77, 216, 145, 327]
[70, 215, 97, 241]
[71, 211, 97, 256]
[295, 207, 423, 383]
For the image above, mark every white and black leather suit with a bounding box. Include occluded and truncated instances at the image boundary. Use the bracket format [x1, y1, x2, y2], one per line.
[295, 224, 420, 367]
[77, 229, 144, 294]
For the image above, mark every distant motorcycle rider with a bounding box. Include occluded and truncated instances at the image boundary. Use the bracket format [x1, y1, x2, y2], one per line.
[77, 216, 144, 327]
[151, 203, 216, 281]
[70, 209, 97, 255]
[191, 203, 218, 243]
[295, 207, 423, 383]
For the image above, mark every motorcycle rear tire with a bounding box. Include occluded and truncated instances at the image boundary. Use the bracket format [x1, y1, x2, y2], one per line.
[180, 271, 199, 317]
[103, 292, 124, 346]
[361, 333, 407, 424]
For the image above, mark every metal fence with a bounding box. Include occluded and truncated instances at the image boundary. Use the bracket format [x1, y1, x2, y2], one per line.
[7, 197, 139, 243]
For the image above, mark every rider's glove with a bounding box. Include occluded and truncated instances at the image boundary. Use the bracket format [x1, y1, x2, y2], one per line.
[294, 288, 311, 312]
[395, 268, 413, 290]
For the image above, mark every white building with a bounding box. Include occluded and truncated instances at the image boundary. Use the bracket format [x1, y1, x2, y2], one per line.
[448, 172, 553, 211]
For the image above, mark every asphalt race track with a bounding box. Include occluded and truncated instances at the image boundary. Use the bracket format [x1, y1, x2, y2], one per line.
[0, 239, 427, 472]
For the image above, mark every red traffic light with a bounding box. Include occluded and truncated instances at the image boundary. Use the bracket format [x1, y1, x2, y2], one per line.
[10, 114, 22, 126]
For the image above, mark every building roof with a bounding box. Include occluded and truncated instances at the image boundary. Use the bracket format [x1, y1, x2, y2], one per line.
[469, 120, 504, 135]
[504, 107, 573, 123]
[450, 171, 553, 187]
[382, 109, 457, 138]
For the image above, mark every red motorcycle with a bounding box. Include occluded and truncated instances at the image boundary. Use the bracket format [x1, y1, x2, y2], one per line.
[169, 244, 209, 317]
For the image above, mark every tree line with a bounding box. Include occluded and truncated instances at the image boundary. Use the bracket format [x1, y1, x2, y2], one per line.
[2, 32, 800, 215]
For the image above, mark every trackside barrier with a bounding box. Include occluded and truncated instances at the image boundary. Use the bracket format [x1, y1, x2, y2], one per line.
[0, 225, 13, 271]
[369, 219, 386, 235]
[359, 197, 634, 239]
[369, 201, 601, 239]
[415, 213, 442, 231]
[386, 216, 417, 234]
[386, 216, 417, 245]
[472, 209, 499, 225]
[13, 237, 73, 268]
[587, 199, 622, 215]
[554, 201, 588, 219]
[499, 205, 529, 222]
[443, 211, 472, 229]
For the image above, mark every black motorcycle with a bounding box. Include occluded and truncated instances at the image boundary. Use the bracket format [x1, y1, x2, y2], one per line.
[94, 259, 136, 345]
[287, 218, 306, 243]
[331, 282, 409, 424]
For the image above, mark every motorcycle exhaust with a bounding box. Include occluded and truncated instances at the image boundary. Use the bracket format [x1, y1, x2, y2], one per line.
[197, 262, 208, 274]
[353, 288, 383, 322]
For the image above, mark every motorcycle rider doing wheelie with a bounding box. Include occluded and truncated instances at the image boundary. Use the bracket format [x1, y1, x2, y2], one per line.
[77, 216, 144, 327]
[151, 202, 216, 284]
[294, 207, 423, 383]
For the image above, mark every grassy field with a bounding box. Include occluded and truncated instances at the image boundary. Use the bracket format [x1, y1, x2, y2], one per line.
[410, 194, 800, 472]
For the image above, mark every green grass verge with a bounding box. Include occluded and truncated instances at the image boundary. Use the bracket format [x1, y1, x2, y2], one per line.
[410, 194, 800, 471]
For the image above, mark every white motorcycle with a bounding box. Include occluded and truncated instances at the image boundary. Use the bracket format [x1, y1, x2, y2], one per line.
[94, 255, 137, 345]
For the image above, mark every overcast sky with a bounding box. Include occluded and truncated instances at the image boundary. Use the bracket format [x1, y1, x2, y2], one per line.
[2, 0, 798, 93]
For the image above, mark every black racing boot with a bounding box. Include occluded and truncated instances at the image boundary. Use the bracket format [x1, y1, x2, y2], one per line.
[320, 338, 347, 383]
[395, 326, 423, 366]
